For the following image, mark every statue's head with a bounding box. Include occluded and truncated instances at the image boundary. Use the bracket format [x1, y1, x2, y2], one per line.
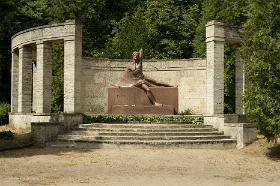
[132, 49, 143, 63]
[132, 51, 140, 61]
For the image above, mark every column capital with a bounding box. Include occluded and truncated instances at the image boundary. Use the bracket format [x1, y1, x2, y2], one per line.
[206, 20, 225, 43]
[206, 20, 226, 27]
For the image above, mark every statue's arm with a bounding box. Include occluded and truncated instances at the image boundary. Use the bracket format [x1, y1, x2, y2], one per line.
[139, 49, 143, 72]
[139, 48, 143, 64]
[126, 63, 134, 72]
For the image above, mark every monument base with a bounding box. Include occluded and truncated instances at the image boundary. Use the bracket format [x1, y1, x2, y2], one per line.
[111, 105, 175, 115]
[108, 87, 178, 115]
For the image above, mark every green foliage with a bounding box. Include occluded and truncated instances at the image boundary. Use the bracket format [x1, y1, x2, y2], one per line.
[0, 0, 17, 103]
[179, 109, 193, 115]
[0, 130, 14, 140]
[101, 0, 201, 59]
[224, 44, 236, 114]
[101, 7, 150, 59]
[192, 0, 246, 113]
[51, 42, 64, 113]
[83, 114, 203, 124]
[144, 0, 200, 59]
[0, 103, 11, 125]
[241, 0, 280, 142]
[192, 0, 247, 58]
[192, 116, 204, 125]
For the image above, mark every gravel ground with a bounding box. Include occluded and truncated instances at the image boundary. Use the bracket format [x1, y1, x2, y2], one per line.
[0, 138, 280, 186]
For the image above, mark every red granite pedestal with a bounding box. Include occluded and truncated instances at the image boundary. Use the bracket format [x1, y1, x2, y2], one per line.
[108, 87, 178, 115]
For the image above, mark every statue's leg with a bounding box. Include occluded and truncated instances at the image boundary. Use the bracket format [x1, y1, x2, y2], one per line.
[136, 83, 162, 106]
[144, 76, 176, 87]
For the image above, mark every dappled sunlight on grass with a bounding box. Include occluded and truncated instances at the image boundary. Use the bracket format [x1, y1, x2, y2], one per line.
[0, 125, 32, 150]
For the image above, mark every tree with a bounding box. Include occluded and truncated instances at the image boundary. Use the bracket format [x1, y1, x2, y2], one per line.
[241, 0, 280, 142]
[0, 0, 16, 103]
[192, 0, 247, 113]
[51, 42, 64, 113]
[0, 0, 56, 104]
[192, 0, 246, 57]
[145, 0, 201, 59]
[101, 7, 150, 59]
[102, 0, 201, 59]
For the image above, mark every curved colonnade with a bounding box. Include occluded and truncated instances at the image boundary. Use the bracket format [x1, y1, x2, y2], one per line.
[10, 20, 82, 128]
[11, 20, 82, 115]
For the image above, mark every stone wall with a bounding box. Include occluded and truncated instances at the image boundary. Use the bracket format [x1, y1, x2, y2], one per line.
[81, 58, 206, 114]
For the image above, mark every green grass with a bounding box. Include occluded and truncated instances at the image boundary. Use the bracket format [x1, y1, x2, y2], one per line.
[0, 125, 32, 150]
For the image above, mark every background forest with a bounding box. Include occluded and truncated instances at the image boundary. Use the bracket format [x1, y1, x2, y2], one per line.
[0, 0, 280, 142]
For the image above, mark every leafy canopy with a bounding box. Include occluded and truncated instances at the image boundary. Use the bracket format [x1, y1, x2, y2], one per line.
[241, 0, 280, 142]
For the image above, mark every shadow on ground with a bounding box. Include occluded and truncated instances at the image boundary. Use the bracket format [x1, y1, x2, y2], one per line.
[267, 144, 280, 161]
[0, 146, 96, 158]
[1, 125, 96, 158]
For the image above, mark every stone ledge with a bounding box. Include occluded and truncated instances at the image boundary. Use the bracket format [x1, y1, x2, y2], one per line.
[31, 122, 64, 147]
[223, 122, 257, 149]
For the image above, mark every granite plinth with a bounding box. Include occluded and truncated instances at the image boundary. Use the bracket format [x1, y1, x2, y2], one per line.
[108, 87, 178, 115]
[111, 105, 175, 115]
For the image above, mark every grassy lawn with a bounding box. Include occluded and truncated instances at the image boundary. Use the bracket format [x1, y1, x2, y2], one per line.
[0, 125, 32, 150]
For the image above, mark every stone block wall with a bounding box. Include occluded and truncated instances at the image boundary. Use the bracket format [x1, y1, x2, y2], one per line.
[81, 58, 206, 114]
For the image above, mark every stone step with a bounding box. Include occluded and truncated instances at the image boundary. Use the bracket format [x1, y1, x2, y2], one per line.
[79, 123, 212, 129]
[50, 123, 237, 149]
[58, 134, 232, 141]
[76, 127, 215, 132]
[50, 139, 237, 149]
[67, 131, 224, 136]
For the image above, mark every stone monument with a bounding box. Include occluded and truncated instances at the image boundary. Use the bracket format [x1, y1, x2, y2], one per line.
[108, 49, 178, 115]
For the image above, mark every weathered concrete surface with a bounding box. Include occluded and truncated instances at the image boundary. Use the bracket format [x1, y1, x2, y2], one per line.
[204, 114, 257, 149]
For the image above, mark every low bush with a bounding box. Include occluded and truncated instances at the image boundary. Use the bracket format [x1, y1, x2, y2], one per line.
[0, 130, 15, 140]
[0, 103, 11, 125]
[179, 109, 193, 115]
[83, 114, 203, 124]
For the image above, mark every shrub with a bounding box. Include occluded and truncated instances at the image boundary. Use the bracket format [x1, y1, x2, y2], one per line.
[0, 103, 10, 125]
[0, 130, 14, 140]
[83, 114, 203, 124]
[179, 109, 193, 115]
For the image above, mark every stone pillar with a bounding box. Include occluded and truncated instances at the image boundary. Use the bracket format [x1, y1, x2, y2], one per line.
[235, 47, 245, 114]
[64, 23, 82, 113]
[33, 42, 53, 113]
[18, 46, 33, 113]
[206, 21, 225, 115]
[11, 49, 19, 113]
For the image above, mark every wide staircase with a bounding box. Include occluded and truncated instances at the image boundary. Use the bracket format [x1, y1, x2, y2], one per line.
[50, 122, 237, 149]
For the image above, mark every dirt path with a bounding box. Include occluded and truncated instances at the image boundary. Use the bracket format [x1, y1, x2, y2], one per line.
[0, 139, 280, 186]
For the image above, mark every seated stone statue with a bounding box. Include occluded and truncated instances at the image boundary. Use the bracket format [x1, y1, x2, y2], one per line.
[116, 49, 177, 106]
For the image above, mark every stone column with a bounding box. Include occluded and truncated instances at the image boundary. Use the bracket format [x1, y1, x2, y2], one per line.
[206, 21, 225, 115]
[64, 23, 82, 113]
[11, 49, 19, 113]
[33, 42, 52, 113]
[235, 47, 245, 114]
[18, 46, 33, 113]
